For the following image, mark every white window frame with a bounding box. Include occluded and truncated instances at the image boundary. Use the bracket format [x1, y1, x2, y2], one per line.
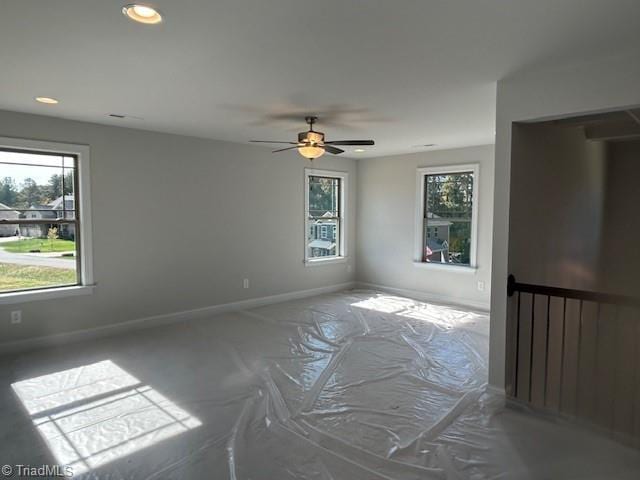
[304, 168, 348, 266]
[0, 137, 95, 304]
[414, 164, 479, 273]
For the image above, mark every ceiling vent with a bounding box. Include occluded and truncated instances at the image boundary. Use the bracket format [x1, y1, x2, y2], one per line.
[108, 113, 143, 120]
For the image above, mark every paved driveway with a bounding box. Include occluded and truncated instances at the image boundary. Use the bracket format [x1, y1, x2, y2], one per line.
[0, 237, 75, 270]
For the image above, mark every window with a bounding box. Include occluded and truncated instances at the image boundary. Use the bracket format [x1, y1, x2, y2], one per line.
[415, 164, 478, 269]
[0, 138, 93, 302]
[304, 169, 347, 264]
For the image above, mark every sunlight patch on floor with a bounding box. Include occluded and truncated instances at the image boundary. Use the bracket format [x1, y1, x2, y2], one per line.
[397, 304, 484, 329]
[351, 294, 483, 328]
[11, 360, 201, 474]
[349, 294, 417, 314]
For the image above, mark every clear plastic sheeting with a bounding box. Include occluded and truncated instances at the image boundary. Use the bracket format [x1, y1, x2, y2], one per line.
[3, 290, 640, 479]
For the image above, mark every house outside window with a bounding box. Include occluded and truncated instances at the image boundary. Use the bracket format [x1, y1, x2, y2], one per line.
[414, 164, 478, 269]
[304, 169, 347, 265]
[0, 138, 93, 302]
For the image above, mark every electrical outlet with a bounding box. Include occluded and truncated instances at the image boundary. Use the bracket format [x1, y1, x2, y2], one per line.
[477, 281, 485, 292]
[243, 278, 249, 289]
[11, 310, 22, 324]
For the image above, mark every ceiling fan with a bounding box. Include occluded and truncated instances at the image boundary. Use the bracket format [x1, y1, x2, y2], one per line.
[250, 116, 374, 160]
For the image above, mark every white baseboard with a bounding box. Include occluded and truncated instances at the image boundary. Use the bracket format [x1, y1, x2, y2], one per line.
[0, 282, 356, 355]
[356, 282, 490, 312]
[485, 384, 506, 397]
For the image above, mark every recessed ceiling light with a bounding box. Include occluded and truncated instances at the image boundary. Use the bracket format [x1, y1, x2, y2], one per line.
[354, 148, 366, 153]
[122, 4, 162, 24]
[35, 96, 59, 105]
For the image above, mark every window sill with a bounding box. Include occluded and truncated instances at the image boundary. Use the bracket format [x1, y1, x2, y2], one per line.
[0, 285, 95, 305]
[305, 256, 348, 267]
[413, 262, 477, 274]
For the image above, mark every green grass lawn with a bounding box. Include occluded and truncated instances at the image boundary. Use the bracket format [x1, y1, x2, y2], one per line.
[0, 263, 77, 292]
[1, 238, 76, 253]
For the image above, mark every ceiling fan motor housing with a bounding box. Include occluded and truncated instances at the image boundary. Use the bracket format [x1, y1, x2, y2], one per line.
[299, 130, 324, 145]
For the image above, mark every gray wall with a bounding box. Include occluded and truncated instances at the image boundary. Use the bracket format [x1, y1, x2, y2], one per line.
[356, 145, 494, 310]
[509, 123, 607, 291]
[0, 110, 356, 344]
[599, 139, 640, 297]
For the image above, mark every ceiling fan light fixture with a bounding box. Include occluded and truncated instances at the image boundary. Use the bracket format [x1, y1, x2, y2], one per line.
[250, 116, 374, 160]
[298, 145, 325, 160]
[122, 4, 163, 24]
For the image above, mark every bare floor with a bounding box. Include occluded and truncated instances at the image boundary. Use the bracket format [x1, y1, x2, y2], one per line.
[1, 290, 639, 479]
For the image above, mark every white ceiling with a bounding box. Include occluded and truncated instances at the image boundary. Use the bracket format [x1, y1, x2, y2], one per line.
[1, 1, 639, 158]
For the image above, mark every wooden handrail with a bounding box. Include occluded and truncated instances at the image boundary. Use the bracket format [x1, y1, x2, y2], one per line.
[507, 274, 640, 308]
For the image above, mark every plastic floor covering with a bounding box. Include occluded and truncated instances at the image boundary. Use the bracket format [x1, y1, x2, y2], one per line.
[2, 289, 640, 479]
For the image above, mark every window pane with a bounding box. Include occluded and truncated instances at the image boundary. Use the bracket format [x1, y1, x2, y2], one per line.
[0, 149, 79, 293]
[424, 172, 473, 265]
[0, 223, 78, 293]
[308, 176, 340, 217]
[0, 150, 65, 168]
[307, 218, 338, 258]
[0, 151, 75, 218]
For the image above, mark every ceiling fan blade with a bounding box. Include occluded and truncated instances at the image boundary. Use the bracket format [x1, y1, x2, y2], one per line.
[250, 140, 297, 144]
[323, 145, 345, 155]
[272, 146, 298, 153]
[325, 140, 375, 146]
